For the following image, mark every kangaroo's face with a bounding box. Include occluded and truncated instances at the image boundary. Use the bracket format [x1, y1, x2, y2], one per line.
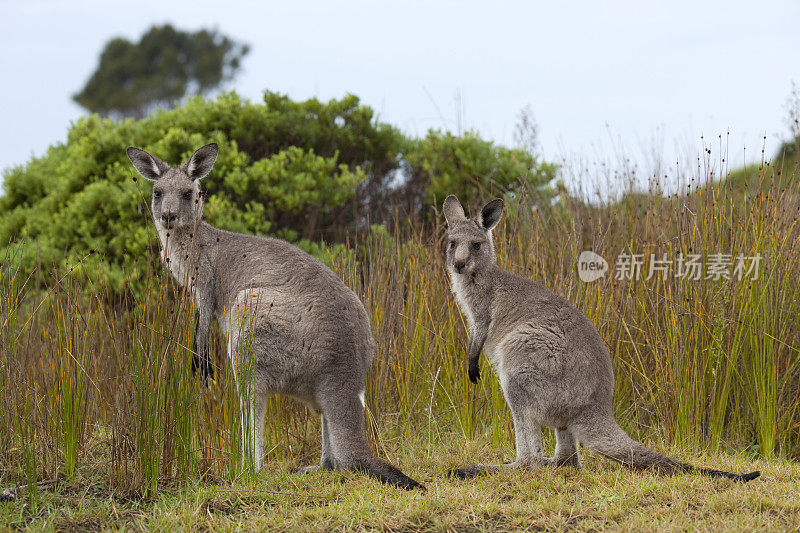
[443, 195, 504, 276]
[126, 143, 218, 230]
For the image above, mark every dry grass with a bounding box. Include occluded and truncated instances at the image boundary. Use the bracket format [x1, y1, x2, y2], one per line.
[1, 442, 798, 532]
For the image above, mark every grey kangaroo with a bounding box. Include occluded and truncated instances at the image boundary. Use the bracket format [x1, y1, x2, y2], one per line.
[442, 194, 759, 482]
[126, 143, 422, 490]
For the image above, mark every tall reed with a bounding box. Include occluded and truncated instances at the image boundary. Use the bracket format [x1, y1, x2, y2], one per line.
[0, 154, 797, 496]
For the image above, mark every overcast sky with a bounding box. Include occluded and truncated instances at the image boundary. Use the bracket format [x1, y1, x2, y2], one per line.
[2, 0, 799, 194]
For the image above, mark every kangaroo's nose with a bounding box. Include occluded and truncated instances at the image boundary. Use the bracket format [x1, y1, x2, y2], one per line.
[454, 261, 466, 273]
[161, 211, 177, 223]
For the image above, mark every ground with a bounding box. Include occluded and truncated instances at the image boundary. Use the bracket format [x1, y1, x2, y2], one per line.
[1, 441, 796, 532]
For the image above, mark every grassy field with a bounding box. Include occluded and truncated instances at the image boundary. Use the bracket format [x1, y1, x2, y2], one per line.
[1, 444, 798, 531]
[1, 148, 799, 530]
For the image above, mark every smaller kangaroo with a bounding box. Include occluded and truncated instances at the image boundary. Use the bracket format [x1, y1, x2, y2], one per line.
[442, 194, 759, 482]
[126, 143, 423, 490]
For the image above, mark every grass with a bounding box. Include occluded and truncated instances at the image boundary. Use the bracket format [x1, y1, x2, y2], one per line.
[0, 444, 797, 531]
[0, 147, 799, 530]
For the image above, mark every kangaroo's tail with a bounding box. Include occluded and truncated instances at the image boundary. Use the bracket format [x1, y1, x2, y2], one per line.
[572, 419, 760, 482]
[350, 457, 425, 491]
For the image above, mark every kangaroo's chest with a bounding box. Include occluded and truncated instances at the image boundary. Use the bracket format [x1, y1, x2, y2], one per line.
[451, 274, 509, 369]
[451, 275, 478, 328]
[157, 228, 198, 287]
[161, 246, 190, 286]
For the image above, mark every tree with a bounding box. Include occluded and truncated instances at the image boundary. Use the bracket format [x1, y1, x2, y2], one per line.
[73, 25, 249, 119]
[513, 104, 540, 156]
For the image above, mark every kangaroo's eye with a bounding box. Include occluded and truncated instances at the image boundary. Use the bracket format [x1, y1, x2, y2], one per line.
[472, 242, 481, 251]
[153, 190, 162, 199]
[182, 190, 193, 200]
[449, 240, 456, 249]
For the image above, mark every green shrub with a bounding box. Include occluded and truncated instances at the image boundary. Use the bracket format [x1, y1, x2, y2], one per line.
[401, 130, 557, 215]
[0, 91, 555, 295]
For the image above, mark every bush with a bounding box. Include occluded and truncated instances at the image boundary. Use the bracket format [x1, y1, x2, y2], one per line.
[0, 91, 555, 294]
[400, 130, 557, 218]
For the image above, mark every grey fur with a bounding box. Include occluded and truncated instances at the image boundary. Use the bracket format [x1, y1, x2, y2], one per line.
[126, 144, 423, 490]
[442, 194, 759, 483]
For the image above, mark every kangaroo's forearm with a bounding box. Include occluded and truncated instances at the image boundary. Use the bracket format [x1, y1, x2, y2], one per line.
[467, 328, 487, 384]
[193, 308, 212, 355]
[192, 293, 215, 381]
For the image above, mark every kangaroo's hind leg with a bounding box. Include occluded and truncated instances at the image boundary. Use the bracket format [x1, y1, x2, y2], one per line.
[233, 350, 268, 471]
[320, 414, 334, 469]
[553, 428, 580, 468]
[316, 386, 422, 489]
[449, 393, 549, 479]
[226, 323, 268, 472]
[243, 389, 268, 471]
[294, 414, 335, 474]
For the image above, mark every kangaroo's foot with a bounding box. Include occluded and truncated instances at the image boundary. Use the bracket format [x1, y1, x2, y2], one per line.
[551, 453, 581, 468]
[291, 465, 324, 474]
[552, 428, 580, 468]
[292, 456, 335, 474]
[317, 394, 425, 490]
[448, 464, 493, 479]
[448, 458, 550, 479]
[292, 456, 424, 489]
[348, 457, 425, 490]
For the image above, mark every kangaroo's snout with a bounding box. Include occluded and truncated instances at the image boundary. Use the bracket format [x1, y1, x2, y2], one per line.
[161, 211, 177, 227]
[454, 261, 466, 273]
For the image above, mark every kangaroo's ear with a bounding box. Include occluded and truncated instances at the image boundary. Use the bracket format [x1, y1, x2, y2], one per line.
[181, 143, 218, 181]
[443, 195, 466, 225]
[126, 147, 168, 181]
[478, 198, 504, 231]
